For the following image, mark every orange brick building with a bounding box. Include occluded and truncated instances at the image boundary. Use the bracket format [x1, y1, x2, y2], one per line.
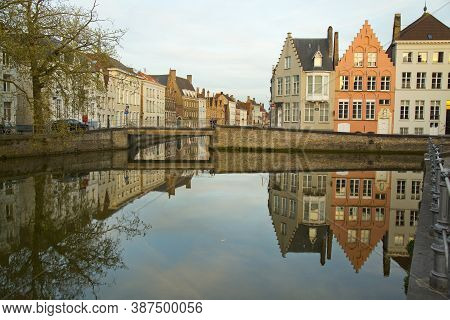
[330, 171, 391, 272]
[334, 21, 395, 134]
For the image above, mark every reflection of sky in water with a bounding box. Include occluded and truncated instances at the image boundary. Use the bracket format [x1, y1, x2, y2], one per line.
[86, 173, 407, 300]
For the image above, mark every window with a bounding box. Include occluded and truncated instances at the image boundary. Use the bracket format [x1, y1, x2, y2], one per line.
[293, 75, 300, 94]
[362, 208, 371, 221]
[402, 52, 412, 62]
[284, 56, 291, 69]
[416, 72, 426, 89]
[335, 207, 344, 221]
[348, 230, 357, 243]
[281, 222, 287, 235]
[336, 179, 346, 197]
[375, 208, 385, 222]
[290, 173, 298, 192]
[402, 72, 411, 88]
[283, 103, 290, 122]
[363, 179, 372, 198]
[375, 193, 386, 200]
[414, 127, 424, 135]
[352, 101, 362, 119]
[367, 76, 376, 91]
[400, 127, 409, 135]
[338, 100, 349, 119]
[396, 180, 406, 199]
[396, 210, 405, 226]
[307, 75, 313, 95]
[394, 235, 404, 246]
[354, 52, 363, 67]
[285, 76, 291, 95]
[411, 180, 421, 200]
[431, 72, 442, 89]
[349, 179, 360, 197]
[379, 99, 390, 106]
[277, 77, 282, 95]
[415, 100, 424, 120]
[417, 52, 427, 63]
[367, 52, 377, 67]
[448, 72, 450, 89]
[432, 52, 443, 63]
[361, 230, 370, 244]
[292, 102, 299, 122]
[289, 199, 296, 219]
[318, 175, 327, 191]
[3, 102, 11, 122]
[303, 174, 312, 190]
[410, 210, 418, 226]
[2, 52, 11, 66]
[304, 103, 314, 122]
[340, 75, 349, 91]
[381, 76, 390, 91]
[400, 100, 410, 120]
[306, 75, 328, 96]
[430, 101, 440, 121]
[319, 102, 329, 122]
[282, 197, 288, 216]
[3, 74, 11, 92]
[353, 76, 362, 91]
[273, 195, 279, 214]
[366, 101, 375, 120]
[349, 207, 358, 221]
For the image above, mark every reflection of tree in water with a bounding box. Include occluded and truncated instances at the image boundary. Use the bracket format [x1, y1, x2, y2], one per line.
[0, 174, 150, 299]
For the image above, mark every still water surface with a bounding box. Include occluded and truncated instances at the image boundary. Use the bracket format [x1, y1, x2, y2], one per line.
[0, 139, 422, 299]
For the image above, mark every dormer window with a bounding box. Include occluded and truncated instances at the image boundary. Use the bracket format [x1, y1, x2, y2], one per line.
[313, 51, 322, 68]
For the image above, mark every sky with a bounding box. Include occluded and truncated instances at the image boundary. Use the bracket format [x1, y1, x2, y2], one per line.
[76, 0, 449, 107]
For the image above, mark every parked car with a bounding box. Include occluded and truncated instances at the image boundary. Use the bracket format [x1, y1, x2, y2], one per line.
[51, 119, 88, 132]
[0, 123, 14, 134]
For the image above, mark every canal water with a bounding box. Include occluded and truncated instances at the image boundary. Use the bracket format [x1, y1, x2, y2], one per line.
[0, 138, 422, 299]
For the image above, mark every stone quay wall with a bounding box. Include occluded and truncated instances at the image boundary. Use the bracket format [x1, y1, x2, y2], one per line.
[213, 126, 443, 153]
[0, 129, 128, 159]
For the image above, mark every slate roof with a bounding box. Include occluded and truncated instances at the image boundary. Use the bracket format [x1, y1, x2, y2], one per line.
[397, 12, 450, 41]
[292, 38, 334, 71]
[151, 75, 196, 97]
[288, 224, 328, 253]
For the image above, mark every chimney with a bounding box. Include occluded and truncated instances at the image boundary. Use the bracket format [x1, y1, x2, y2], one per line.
[187, 74, 192, 84]
[247, 96, 250, 101]
[207, 90, 210, 98]
[202, 88, 205, 95]
[169, 69, 176, 79]
[392, 14, 401, 42]
[327, 26, 333, 58]
[333, 31, 339, 67]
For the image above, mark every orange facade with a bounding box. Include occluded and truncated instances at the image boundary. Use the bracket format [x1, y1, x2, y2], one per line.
[330, 171, 390, 271]
[334, 21, 395, 134]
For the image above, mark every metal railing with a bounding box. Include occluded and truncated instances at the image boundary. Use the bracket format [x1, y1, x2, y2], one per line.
[427, 138, 450, 292]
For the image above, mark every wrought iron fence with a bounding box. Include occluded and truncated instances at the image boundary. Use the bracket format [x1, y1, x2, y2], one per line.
[427, 138, 450, 292]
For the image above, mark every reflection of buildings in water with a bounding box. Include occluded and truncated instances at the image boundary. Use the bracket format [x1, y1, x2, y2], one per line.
[331, 171, 391, 272]
[384, 171, 422, 274]
[268, 172, 333, 264]
[154, 171, 194, 198]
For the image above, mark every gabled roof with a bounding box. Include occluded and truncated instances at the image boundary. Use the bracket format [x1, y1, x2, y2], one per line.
[138, 72, 164, 86]
[292, 38, 333, 71]
[397, 12, 450, 41]
[151, 74, 196, 97]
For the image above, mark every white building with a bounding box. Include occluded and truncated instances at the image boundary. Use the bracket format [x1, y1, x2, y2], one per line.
[388, 10, 450, 135]
[1, 51, 19, 126]
[197, 89, 207, 128]
[139, 72, 165, 127]
[228, 99, 236, 126]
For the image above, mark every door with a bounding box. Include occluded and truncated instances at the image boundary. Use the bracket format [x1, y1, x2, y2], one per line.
[377, 118, 389, 134]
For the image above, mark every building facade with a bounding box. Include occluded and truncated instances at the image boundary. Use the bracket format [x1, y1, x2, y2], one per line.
[334, 21, 396, 134]
[388, 11, 450, 135]
[138, 72, 165, 127]
[271, 27, 338, 130]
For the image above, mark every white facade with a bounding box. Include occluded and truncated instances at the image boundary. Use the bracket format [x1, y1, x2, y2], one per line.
[141, 77, 165, 127]
[391, 42, 450, 135]
[252, 105, 262, 125]
[239, 108, 248, 126]
[198, 97, 206, 128]
[228, 101, 236, 125]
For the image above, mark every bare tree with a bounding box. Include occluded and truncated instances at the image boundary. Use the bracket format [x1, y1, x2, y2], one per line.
[0, 0, 124, 131]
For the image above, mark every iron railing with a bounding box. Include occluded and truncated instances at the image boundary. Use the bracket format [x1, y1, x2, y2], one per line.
[427, 138, 450, 292]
